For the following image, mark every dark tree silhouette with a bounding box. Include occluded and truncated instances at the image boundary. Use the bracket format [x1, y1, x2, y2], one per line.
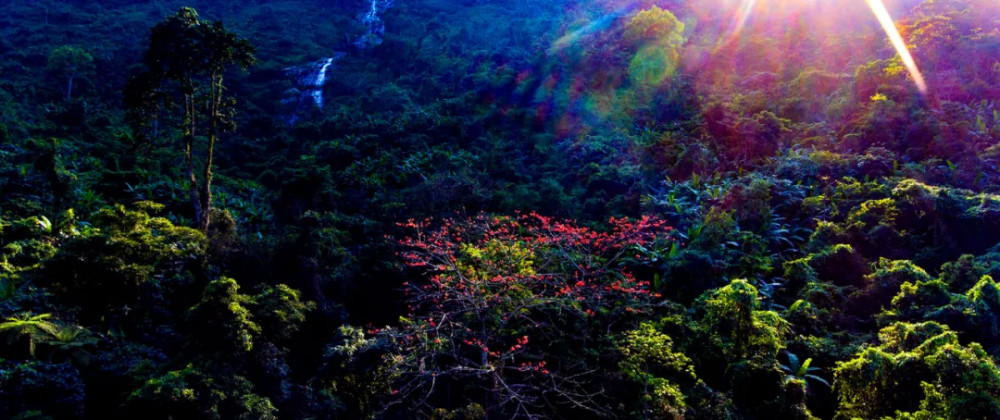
[127, 7, 255, 231]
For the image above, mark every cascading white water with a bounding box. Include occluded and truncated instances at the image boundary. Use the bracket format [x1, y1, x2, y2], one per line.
[355, 0, 394, 50]
[305, 0, 393, 108]
[283, 0, 395, 123]
[363, 0, 380, 23]
[282, 53, 344, 124]
[310, 57, 336, 108]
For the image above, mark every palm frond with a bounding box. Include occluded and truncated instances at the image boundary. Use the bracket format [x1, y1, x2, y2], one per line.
[804, 374, 831, 388]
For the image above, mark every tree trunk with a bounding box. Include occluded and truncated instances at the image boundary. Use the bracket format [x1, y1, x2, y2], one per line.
[199, 74, 223, 232]
[66, 73, 74, 102]
[184, 92, 202, 227]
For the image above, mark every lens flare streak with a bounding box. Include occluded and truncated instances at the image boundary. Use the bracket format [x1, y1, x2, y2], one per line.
[864, 0, 928, 94]
[731, 0, 758, 39]
[549, 2, 639, 53]
[715, 0, 758, 49]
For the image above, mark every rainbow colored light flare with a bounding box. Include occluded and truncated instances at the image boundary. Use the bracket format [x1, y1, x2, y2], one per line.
[864, 0, 928, 94]
[730, 0, 758, 43]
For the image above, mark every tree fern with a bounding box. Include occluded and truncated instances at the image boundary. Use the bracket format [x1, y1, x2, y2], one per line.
[0, 312, 59, 357]
[41, 325, 98, 366]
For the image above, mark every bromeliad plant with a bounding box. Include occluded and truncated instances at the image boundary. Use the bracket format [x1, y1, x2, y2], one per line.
[377, 213, 674, 417]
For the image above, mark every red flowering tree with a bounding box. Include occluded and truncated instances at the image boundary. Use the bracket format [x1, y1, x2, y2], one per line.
[376, 213, 673, 417]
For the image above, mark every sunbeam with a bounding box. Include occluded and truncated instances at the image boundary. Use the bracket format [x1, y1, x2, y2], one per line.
[864, 0, 928, 94]
[731, 0, 758, 39]
[716, 0, 759, 49]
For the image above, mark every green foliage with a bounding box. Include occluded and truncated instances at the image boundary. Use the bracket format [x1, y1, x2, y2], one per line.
[856, 259, 933, 315]
[698, 279, 761, 356]
[430, 404, 487, 419]
[966, 275, 1000, 340]
[46, 46, 94, 101]
[185, 277, 260, 360]
[248, 284, 314, 344]
[131, 366, 203, 414]
[694, 207, 737, 249]
[696, 279, 786, 360]
[939, 254, 988, 292]
[847, 198, 899, 228]
[130, 6, 256, 232]
[314, 325, 395, 419]
[0, 0, 999, 418]
[38, 324, 97, 367]
[968, 275, 1000, 308]
[127, 364, 277, 420]
[624, 6, 685, 86]
[782, 258, 818, 298]
[618, 321, 695, 419]
[801, 244, 868, 287]
[41, 203, 206, 325]
[623, 6, 685, 49]
[690, 280, 819, 418]
[779, 352, 831, 391]
[0, 313, 58, 358]
[0, 361, 85, 418]
[887, 279, 952, 318]
[142, 7, 256, 84]
[834, 322, 1000, 419]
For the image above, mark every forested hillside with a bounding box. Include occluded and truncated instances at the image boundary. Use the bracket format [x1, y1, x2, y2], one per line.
[1, 0, 1000, 418]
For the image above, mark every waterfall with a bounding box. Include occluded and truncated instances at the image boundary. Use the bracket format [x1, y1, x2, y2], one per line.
[355, 0, 394, 50]
[310, 57, 336, 109]
[282, 0, 395, 124]
[282, 53, 345, 124]
[363, 0, 381, 24]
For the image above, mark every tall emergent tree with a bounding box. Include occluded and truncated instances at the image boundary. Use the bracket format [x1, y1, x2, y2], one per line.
[126, 7, 255, 231]
[47, 46, 94, 102]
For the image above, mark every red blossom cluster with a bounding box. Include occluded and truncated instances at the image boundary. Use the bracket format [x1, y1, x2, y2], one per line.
[378, 212, 674, 415]
[517, 360, 548, 375]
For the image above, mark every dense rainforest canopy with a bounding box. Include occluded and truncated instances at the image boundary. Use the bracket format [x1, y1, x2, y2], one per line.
[1, 0, 1000, 418]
